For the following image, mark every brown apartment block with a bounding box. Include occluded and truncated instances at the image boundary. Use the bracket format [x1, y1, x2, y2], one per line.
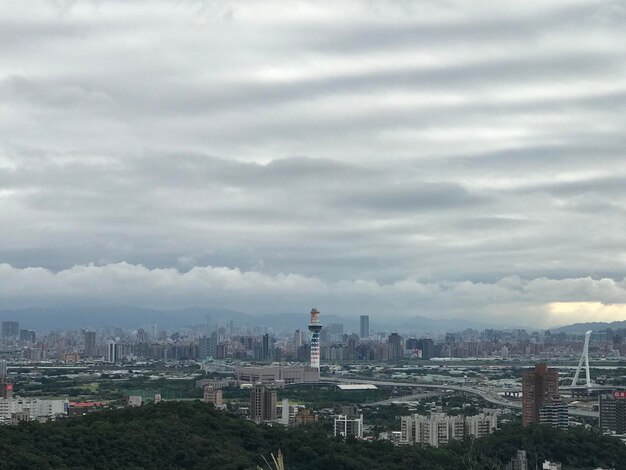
[522, 363, 559, 426]
[250, 383, 277, 423]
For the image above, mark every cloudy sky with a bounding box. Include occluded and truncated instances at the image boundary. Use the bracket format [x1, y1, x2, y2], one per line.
[1, 0, 626, 327]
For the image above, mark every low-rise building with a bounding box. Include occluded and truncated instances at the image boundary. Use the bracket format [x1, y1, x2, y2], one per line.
[0, 397, 68, 423]
[334, 414, 363, 439]
[234, 365, 319, 386]
[401, 411, 499, 447]
[203, 385, 224, 406]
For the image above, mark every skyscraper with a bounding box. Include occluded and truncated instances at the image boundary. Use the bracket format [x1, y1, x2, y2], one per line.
[599, 391, 626, 434]
[387, 333, 403, 361]
[262, 333, 272, 361]
[106, 340, 117, 363]
[359, 315, 369, 338]
[522, 363, 559, 426]
[1, 321, 18, 338]
[84, 331, 96, 358]
[418, 338, 434, 360]
[294, 329, 304, 349]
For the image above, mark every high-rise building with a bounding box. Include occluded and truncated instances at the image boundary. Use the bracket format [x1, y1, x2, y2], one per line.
[466, 412, 499, 438]
[522, 363, 559, 426]
[359, 315, 369, 339]
[262, 334, 272, 361]
[599, 391, 626, 434]
[400, 413, 465, 447]
[387, 333, 403, 361]
[294, 329, 304, 349]
[106, 340, 117, 363]
[418, 338, 435, 360]
[401, 412, 497, 446]
[1, 321, 18, 338]
[19, 330, 36, 343]
[539, 397, 568, 430]
[249, 383, 277, 423]
[84, 331, 96, 358]
[0, 360, 6, 400]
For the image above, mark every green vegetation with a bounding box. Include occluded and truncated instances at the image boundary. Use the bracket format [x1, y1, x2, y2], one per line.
[0, 401, 624, 469]
[277, 385, 392, 409]
[14, 372, 204, 401]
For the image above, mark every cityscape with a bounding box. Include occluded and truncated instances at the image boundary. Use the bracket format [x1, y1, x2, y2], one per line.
[2, 0, 626, 468]
[1, 307, 625, 468]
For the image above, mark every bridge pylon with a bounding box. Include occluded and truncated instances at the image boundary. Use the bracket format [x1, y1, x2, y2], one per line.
[571, 330, 592, 387]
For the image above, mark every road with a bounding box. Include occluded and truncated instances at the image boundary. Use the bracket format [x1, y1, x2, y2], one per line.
[322, 376, 599, 418]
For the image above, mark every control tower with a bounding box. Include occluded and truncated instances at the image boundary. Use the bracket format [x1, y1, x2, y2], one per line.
[308, 308, 323, 370]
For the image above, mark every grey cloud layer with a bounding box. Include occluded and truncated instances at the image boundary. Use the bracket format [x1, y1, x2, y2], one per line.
[1, 262, 626, 327]
[1, 0, 625, 325]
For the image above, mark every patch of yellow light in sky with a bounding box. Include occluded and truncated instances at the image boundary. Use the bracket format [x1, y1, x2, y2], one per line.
[547, 302, 626, 324]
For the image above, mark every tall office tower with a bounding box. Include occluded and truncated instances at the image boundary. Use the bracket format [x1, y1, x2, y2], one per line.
[308, 308, 322, 370]
[1, 321, 19, 338]
[293, 329, 304, 349]
[262, 333, 272, 361]
[418, 338, 435, 360]
[198, 336, 211, 359]
[19, 329, 36, 343]
[84, 331, 96, 358]
[249, 383, 277, 423]
[106, 340, 117, 363]
[387, 333, 403, 361]
[137, 328, 147, 343]
[599, 391, 626, 434]
[522, 363, 559, 426]
[359, 315, 369, 339]
[0, 360, 7, 399]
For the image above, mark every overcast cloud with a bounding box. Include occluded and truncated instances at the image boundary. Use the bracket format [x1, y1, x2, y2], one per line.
[1, 0, 626, 327]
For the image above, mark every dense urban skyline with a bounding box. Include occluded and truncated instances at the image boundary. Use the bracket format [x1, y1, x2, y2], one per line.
[2, 1, 626, 327]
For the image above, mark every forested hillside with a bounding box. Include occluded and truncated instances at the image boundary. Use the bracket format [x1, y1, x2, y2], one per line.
[0, 402, 623, 470]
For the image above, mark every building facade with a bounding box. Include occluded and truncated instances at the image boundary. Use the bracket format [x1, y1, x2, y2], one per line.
[599, 391, 626, 434]
[334, 414, 363, 439]
[235, 365, 319, 386]
[522, 363, 559, 426]
[249, 383, 277, 423]
[539, 398, 569, 430]
[401, 412, 498, 447]
[359, 315, 369, 339]
[84, 331, 96, 358]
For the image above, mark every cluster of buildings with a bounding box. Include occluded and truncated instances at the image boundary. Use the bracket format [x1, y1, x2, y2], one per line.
[400, 410, 499, 447]
[237, 383, 318, 427]
[521, 363, 568, 430]
[0, 360, 68, 424]
[3, 314, 626, 366]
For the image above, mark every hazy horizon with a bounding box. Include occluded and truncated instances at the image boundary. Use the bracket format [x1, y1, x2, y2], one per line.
[2, 1, 626, 328]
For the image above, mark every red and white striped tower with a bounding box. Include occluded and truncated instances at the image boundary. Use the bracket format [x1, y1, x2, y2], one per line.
[308, 308, 322, 370]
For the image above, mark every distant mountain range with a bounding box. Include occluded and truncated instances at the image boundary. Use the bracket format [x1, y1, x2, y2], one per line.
[550, 320, 626, 334]
[0, 305, 523, 334]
